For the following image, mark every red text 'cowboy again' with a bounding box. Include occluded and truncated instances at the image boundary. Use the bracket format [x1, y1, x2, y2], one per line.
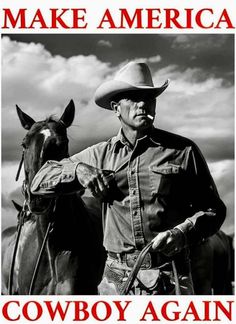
[1, 299, 234, 322]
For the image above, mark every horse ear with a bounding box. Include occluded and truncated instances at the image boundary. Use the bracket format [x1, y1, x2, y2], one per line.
[16, 105, 35, 130]
[11, 200, 22, 213]
[59, 100, 75, 128]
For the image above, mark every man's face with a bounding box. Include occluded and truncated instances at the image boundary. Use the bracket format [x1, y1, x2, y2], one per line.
[112, 91, 156, 131]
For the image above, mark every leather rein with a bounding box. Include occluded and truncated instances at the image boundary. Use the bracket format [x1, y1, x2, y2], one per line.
[120, 241, 181, 295]
[8, 150, 55, 295]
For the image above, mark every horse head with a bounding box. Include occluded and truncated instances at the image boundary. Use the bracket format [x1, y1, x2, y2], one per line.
[16, 100, 75, 212]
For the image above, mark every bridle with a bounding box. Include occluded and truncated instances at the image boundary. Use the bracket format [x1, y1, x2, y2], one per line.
[8, 146, 56, 295]
[15, 150, 24, 182]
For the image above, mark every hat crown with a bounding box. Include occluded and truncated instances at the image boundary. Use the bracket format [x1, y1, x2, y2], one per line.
[94, 61, 169, 109]
[114, 62, 154, 87]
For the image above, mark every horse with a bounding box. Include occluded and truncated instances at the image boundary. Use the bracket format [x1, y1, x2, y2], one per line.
[1, 100, 106, 295]
[190, 230, 234, 295]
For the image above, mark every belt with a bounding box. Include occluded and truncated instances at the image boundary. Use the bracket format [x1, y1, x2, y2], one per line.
[108, 250, 169, 269]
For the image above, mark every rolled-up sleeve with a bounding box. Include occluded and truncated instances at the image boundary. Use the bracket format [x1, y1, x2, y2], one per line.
[175, 143, 226, 245]
[31, 146, 97, 196]
[31, 159, 82, 196]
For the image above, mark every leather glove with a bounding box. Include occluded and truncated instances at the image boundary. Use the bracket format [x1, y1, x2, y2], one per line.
[151, 228, 185, 257]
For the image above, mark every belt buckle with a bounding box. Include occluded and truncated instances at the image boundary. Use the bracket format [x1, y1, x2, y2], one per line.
[126, 252, 152, 269]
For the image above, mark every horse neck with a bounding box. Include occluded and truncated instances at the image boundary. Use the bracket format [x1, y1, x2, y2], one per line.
[55, 193, 91, 227]
[23, 163, 56, 236]
[50, 193, 93, 247]
[23, 163, 92, 246]
[32, 199, 56, 240]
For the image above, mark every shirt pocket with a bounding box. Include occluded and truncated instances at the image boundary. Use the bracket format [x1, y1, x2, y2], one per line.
[149, 163, 182, 197]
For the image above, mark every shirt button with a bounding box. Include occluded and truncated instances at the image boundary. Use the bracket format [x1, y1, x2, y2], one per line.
[131, 170, 135, 175]
[132, 190, 136, 195]
[133, 211, 137, 216]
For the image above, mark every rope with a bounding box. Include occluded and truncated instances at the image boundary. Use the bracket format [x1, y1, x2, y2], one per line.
[8, 210, 25, 294]
[120, 241, 153, 295]
[28, 221, 54, 295]
[28, 199, 56, 295]
[172, 260, 181, 295]
[120, 242, 181, 295]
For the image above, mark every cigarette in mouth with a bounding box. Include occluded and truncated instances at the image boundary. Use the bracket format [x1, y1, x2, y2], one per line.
[147, 114, 154, 120]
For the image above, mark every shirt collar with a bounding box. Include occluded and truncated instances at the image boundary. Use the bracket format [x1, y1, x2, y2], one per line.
[113, 127, 161, 147]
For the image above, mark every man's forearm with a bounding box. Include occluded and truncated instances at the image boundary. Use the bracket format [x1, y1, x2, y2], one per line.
[31, 159, 83, 196]
[175, 200, 226, 246]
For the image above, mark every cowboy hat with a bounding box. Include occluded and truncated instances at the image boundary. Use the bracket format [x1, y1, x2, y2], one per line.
[94, 61, 169, 109]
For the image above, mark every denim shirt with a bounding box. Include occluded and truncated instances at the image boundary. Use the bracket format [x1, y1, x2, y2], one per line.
[31, 128, 226, 253]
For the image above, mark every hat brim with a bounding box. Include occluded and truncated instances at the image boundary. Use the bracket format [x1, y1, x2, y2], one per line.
[94, 79, 169, 110]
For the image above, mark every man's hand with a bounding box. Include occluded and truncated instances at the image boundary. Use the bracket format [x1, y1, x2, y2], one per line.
[151, 228, 185, 257]
[76, 162, 114, 199]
